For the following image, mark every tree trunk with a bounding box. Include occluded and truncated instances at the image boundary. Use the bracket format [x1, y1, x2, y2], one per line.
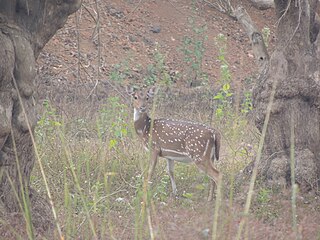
[248, 0, 274, 10]
[0, 0, 81, 228]
[253, 0, 320, 190]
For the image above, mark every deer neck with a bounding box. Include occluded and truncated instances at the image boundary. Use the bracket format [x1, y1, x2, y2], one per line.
[133, 108, 151, 137]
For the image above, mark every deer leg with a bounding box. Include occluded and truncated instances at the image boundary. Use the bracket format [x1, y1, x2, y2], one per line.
[166, 159, 177, 196]
[195, 159, 220, 201]
[147, 149, 159, 184]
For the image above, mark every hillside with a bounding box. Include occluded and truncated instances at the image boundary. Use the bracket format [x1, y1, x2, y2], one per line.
[37, 0, 275, 105]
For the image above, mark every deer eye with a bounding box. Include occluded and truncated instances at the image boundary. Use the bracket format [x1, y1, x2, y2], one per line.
[146, 96, 149, 100]
[134, 96, 138, 100]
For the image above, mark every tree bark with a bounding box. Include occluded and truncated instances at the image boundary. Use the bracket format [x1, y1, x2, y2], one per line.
[234, 6, 269, 71]
[0, 0, 81, 229]
[252, 0, 320, 190]
[248, 0, 274, 10]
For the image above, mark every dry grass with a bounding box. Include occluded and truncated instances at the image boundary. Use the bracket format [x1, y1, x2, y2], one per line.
[13, 90, 315, 239]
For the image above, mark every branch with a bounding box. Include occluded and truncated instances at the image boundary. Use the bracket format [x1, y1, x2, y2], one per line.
[203, 1, 269, 71]
[234, 6, 269, 71]
[202, 0, 236, 19]
[309, 0, 319, 43]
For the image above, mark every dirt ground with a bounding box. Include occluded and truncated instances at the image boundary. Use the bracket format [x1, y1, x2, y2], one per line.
[28, 0, 320, 239]
[37, 0, 275, 103]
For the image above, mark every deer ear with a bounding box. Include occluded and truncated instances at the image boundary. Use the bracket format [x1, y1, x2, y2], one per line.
[147, 86, 157, 98]
[126, 86, 135, 96]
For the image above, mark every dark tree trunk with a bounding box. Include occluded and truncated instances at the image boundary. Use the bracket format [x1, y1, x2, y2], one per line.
[253, 0, 320, 190]
[0, 0, 81, 228]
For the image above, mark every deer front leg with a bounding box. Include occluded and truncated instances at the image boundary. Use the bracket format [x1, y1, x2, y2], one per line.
[147, 148, 159, 184]
[166, 159, 177, 196]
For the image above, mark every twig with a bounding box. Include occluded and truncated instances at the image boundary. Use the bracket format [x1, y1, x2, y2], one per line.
[76, 189, 128, 232]
[290, 111, 299, 239]
[212, 174, 223, 240]
[202, 0, 235, 19]
[167, 0, 185, 15]
[87, 0, 101, 99]
[122, 0, 143, 20]
[82, 3, 98, 23]
[75, 11, 81, 83]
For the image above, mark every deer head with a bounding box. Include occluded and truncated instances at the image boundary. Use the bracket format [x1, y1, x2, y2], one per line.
[126, 86, 157, 121]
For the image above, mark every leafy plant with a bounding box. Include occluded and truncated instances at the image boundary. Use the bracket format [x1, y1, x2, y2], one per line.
[241, 91, 253, 114]
[213, 83, 233, 118]
[213, 34, 233, 118]
[109, 60, 132, 84]
[180, 18, 208, 86]
[153, 175, 170, 201]
[144, 64, 157, 86]
[144, 46, 174, 86]
[97, 96, 130, 149]
[36, 99, 62, 143]
[257, 188, 272, 205]
[254, 188, 279, 221]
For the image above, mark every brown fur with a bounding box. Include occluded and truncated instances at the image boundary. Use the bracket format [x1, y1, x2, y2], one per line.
[127, 86, 221, 201]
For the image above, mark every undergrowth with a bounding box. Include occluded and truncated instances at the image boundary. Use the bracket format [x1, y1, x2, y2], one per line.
[28, 85, 259, 239]
[5, 30, 312, 240]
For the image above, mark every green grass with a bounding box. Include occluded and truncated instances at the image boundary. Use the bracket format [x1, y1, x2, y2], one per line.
[1, 32, 303, 238]
[2, 88, 317, 239]
[24, 91, 258, 239]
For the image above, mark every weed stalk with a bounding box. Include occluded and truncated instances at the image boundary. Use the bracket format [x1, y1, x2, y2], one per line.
[12, 73, 63, 239]
[290, 112, 299, 239]
[236, 75, 278, 240]
[212, 174, 223, 240]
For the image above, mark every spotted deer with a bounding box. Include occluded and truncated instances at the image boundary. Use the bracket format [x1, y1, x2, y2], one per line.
[127, 86, 221, 201]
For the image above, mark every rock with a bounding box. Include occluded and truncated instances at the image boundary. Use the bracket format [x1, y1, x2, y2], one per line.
[129, 34, 138, 42]
[201, 228, 210, 239]
[150, 25, 161, 33]
[143, 37, 154, 45]
[108, 7, 124, 19]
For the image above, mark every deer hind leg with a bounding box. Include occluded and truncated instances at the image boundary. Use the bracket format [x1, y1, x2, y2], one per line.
[166, 159, 177, 197]
[194, 158, 220, 201]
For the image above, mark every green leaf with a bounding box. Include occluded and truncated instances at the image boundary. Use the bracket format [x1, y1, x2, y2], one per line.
[182, 192, 193, 199]
[121, 128, 128, 136]
[109, 139, 117, 149]
[223, 83, 230, 91]
[215, 108, 223, 117]
[195, 184, 205, 190]
[53, 121, 62, 126]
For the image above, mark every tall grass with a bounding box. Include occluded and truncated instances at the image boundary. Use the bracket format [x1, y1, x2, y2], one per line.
[12, 75, 63, 239]
[25, 86, 257, 238]
[290, 112, 299, 239]
[5, 34, 302, 238]
[7, 50, 304, 240]
[235, 74, 277, 240]
[3, 82, 310, 239]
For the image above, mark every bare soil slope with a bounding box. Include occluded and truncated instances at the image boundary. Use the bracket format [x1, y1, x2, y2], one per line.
[37, 0, 275, 104]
